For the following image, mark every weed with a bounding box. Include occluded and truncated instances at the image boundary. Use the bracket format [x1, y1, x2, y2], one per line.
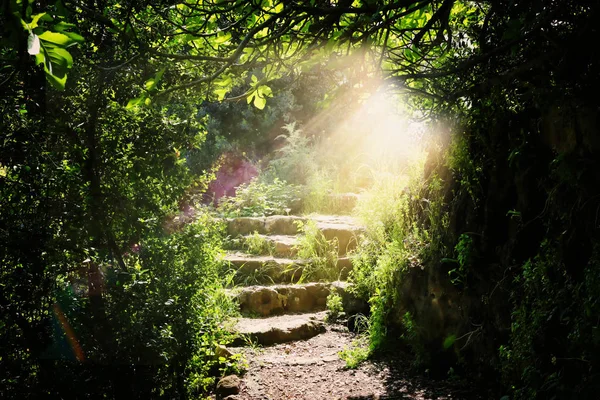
[326, 292, 344, 322]
[400, 312, 426, 367]
[234, 263, 276, 286]
[237, 332, 263, 352]
[339, 335, 370, 368]
[294, 220, 339, 281]
[268, 122, 316, 184]
[244, 231, 273, 255]
[447, 132, 482, 205]
[446, 233, 475, 287]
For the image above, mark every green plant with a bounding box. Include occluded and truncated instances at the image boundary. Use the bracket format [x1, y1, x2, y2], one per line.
[400, 312, 426, 367]
[326, 292, 344, 322]
[234, 263, 277, 286]
[268, 122, 316, 185]
[447, 133, 483, 205]
[294, 220, 339, 281]
[499, 241, 600, 399]
[368, 289, 390, 351]
[339, 335, 371, 369]
[217, 178, 301, 217]
[244, 231, 273, 256]
[446, 233, 474, 287]
[301, 169, 334, 213]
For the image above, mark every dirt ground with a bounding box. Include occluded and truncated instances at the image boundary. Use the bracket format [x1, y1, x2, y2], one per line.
[231, 323, 489, 400]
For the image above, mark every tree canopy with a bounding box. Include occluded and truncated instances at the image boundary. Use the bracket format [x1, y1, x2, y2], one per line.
[6, 1, 594, 107]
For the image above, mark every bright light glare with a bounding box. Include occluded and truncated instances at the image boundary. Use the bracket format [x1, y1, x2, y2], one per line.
[316, 86, 427, 189]
[357, 90, 424, 164]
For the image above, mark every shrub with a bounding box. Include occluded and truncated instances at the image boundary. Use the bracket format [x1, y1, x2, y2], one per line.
[34, 213, 238, 398]
[326, 292, 344, 322]
[217, 178, 301, 217]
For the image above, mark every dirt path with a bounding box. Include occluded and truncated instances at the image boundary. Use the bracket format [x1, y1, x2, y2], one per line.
[232, 323, 486, 400]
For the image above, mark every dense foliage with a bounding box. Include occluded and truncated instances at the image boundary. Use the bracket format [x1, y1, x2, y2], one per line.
[2, 0, 599, 398]
[1, 1, 239, 397]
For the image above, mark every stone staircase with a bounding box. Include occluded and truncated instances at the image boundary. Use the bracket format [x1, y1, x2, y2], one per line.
[222, 214, 367, 346]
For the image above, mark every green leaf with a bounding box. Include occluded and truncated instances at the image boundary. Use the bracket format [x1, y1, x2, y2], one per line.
[214, 88, 229, 101]
[22, 13, 47, 30]
[213, 32, 231, 44]
[145, 78, 156, 91]
[257, 85, 272, 98]
[443, 334, 456, 349]
[45, 71, 67, 90]
[253, 93, 266, 110]
[126, 96, 145, 109]
[30, 13, 46, 29]
[63, 31, 85, 43]
[34, 52, 45, 66]
[48, 47, 73, 69]
[53, 21, 76, 32]
[145, 68, 166, 91]
[39, 31, 74, 46]
[214, 76, 232, 87]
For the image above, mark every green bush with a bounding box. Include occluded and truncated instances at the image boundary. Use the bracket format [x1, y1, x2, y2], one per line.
[217, 178, 301, 217]
[326, 292, 344, 322]
[500, 242, 600, 399]
[268, 122, 316, 185]
[35, 212, 238, 398]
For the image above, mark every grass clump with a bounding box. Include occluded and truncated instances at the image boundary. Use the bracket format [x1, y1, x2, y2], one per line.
[294, 220, 339, 281]
[243, 231, 273, 256]
[339, 336, 371, 369]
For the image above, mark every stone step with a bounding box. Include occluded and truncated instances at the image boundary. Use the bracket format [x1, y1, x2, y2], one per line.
[223, 252, 353, 284]
[233, 282, 331, 317]
[223, 252, 306, 284]
[314, 215, 363, 255]
[226, 215, 304, 236]
[226, 214, 363, 255]
[230, 281, 369, 317]
[322, 192, 360, 214]
[231, 312, 327, 346]
[225, 234, 299, 258]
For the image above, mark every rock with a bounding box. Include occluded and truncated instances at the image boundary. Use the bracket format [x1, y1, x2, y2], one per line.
[266, 234, 298, 257]
[236, 283, 331, 317]
[222, 396, 241, 400]
[264, 215, 305, 235]
[313, 215, 363, 255]
[238, 286, 285, 316]
[227, 217, 266, 236]
[283, 286, 309, 313]
[216, 375, 241, 398]
[336, 257, 353, 278]
[224, 252, 309, 284]
[231, 312, 327, 346]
